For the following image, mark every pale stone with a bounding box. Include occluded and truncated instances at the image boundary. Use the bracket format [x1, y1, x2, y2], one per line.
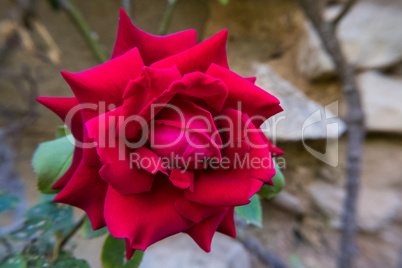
[140, 233, 250, 268]
[298, 0, 402, 80]
[309, 183, 344, 228]
[357, 71, 402, 133]
[358, 190, 401, 233]
[272, 191, 306, 216]
[253, 63, 346, 141]
[361, 139, 402, 189]
[309, 183, 401, 233]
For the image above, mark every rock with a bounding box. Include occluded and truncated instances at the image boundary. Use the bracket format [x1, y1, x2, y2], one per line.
[139, 233, 250, 268]
[298, 0, 402, 80]
[308, 183, 344, 228]
[272, 191, 306, 216]
[357, 71, 402, 133]
[253, 63, 346, 141]
[297, 24, 335, 80]
[361, 138, 402, 189]
[204, 0, 303, 63]
[394, 200, 402, 224]
[358, 190, 400, 233]
[309, 183, 401, 233]
[0, 20, 16, 46]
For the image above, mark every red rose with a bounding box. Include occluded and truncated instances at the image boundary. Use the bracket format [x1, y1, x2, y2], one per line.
[37, 9, 283, 258]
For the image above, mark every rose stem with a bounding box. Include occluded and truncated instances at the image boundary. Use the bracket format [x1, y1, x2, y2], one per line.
[57, 0, 108, 64]
[158, 0, 180, 36]
[51, 214, 86, 264]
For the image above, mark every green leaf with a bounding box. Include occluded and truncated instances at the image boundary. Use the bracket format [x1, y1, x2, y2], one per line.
[101, 234, 144, 268]
[0, 255, 27, 268]
[55, 125, 72, 138]
[289, 255, 305, 268]
[51, 259, 90, 268]
[10, 202, 74, 242]
[25, 202, 73, 233]
[32, 135, 75, 194]
[10, 218, 52, 241]
[235, 194, 262, 227]
[0, 194, 19, 213]
[40, 193, 58, 203]
[79, 217, 108, 239]
[217, 0, 229, 5]
[29, 258, 47, 268]
[258, 160, 285, 199]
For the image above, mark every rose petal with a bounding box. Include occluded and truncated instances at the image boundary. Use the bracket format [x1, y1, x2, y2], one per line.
[154, 99, 221, 142]
[118, 71, 229, 139]
[174, 194, 227, 223]
[61, 47, 144, 123]
[125, 239, 135, 260]
[245, 120, 276, 184]
[118, 66, 182, 138]
[258, 130, 284, 157]
[185, 212, 227, 252]
[85, 108, 121, 150]
[130, 147, 168, 175]
[122, 66, 182, 100]
[184, 169, 252, 206]
[37, 97, 84, 189]
[206, 63, 283, 127]
[36, 97, 82, 139]
[151, 30, 229, 74]
[81, 128, 102, 169]
[169, 168, 194, 191]
[86, 108, 165, 175]
[52, 147, 82, 189]
[169, 72, 228, 112]
[217, 207, 236, 238]
[104, 176, 194, 250]
[86, 109, 167, 195]
[112, 9, 197, 65]
[99, 161, 156, 195]
[54, 163, 107, 229]
[150, 100, 222, 167]
[214, 108, 251, 163]
[245, 77, 256, 84]
[151, 124, 220, 168]
[248, 178, 264, 197]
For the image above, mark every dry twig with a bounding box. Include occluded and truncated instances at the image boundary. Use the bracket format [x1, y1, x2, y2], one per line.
[332, 0, 357, 27]
[297, 1, 365, 268]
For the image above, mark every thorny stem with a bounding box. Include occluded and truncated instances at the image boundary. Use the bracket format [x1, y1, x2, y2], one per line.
[298, 1, 365, 268]
[158, 0, 180, 36]
[57, 0, 108, 64]
[51, 215, 86, 264]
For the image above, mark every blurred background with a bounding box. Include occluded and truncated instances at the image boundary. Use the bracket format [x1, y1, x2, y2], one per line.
[0, 0, 401, 267]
